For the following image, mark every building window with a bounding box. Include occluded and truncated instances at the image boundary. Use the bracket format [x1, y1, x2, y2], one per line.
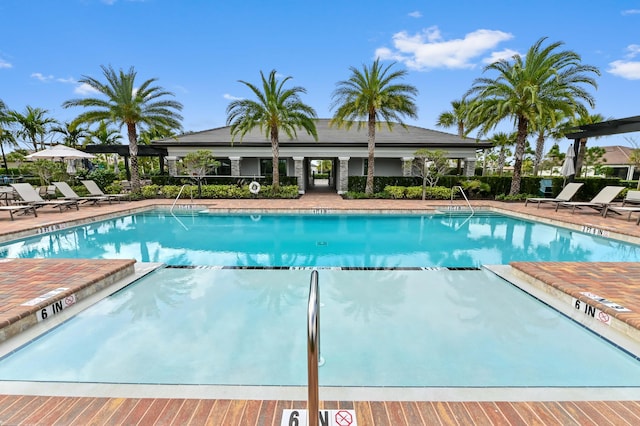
[260, 159, 287, 176]
[212, 159, 231, 175]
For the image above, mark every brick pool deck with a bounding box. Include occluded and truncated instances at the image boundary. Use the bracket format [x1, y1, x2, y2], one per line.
[1, 192, 640, 425]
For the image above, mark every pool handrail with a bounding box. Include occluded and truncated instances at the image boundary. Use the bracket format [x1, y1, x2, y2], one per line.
[307, 269, 320, 426]
[170, 184, 194, 213]
[452, 185, 474, 214]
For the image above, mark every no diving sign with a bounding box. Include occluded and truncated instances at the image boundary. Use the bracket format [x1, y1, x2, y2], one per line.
[281, 409, 357, 426]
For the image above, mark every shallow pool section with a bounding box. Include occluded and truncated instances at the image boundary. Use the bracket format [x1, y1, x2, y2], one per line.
[1, 268, 640, 387]
[1, 212, 640, 267]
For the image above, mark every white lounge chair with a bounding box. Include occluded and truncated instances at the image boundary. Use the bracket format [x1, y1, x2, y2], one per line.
[53, 182, 109, 205]
[555, 186, 625, 215]
[0, 205, 38, 220]
[81, 180, 129, 202]
[621, 190, 640, 206]
[525, 182, 583, 208]
[10, 183, 79, 212]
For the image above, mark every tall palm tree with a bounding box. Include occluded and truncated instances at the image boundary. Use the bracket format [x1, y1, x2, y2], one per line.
[331, 59, 418, 195]
[85, 121, 122, 145]
[226, 69, 318, 191]
[10, 106, 58, 150]
[530, 110, 566, 176]
[465, 37, 600, 195]
[51, 122, 88, 148]
[436, 99, 471, 138]
[565, 112, 607, 177]
[0, 99, 17, 174]
[489, 132, 517, 176]
[63, 65, 183, 195]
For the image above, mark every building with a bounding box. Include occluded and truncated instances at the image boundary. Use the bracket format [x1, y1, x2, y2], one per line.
[151, 119, 491, 194]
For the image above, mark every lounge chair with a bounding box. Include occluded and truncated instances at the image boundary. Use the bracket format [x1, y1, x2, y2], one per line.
[0, 205, 38, 220]
[555, 186, 625, 215]
[525, 182, 583, 208]
[10, 183, 79, 212]
[52, 182, 109, 205]
[81, 180, 129, 202]
[602, 190, 640, 219]
[622, 190, 640, 206]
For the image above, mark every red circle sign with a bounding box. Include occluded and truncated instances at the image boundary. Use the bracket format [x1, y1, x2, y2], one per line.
[335, 410, 353, 426]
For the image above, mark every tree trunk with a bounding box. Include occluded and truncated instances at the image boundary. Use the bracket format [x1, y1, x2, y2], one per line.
[509, 117, 528, 196]
[533, 132, 545, 177]
[575, 138, 587, 178]
[271, 127, 280, 191]
[365, 114, 376, 195]
[498, 147, 506, 176]
[127, 122, 141, 195]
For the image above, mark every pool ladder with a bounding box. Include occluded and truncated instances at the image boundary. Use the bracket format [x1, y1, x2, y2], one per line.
[307, 270, 320, 426]
[451, 185, 474, 214]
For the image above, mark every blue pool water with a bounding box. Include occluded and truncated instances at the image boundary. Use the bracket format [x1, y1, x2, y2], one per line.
[2, 268, 640, 387]
[1, 211, 639, 267]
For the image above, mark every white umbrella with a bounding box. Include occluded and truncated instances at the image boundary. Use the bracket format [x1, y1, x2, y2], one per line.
[66, 160, 77, 175]
[560, 143, 575, 186]
[26, 144, 95, 160]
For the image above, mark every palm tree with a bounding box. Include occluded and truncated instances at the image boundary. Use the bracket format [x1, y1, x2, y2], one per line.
[51, 122, 88, 148]
[10, 106, 58, 150]
[63, 65, 183, 195]
[226, 69, 318, 191]
[530, 110, 566, 176]
[436, 99, 470, 138]
[331, 59, 418, 195]
[85, 121, 122, 145]
[489, 132, 516, 176]
[565, 112, 607, 177]
[0, 99, 17, 174]
[465, 37, 600, 195]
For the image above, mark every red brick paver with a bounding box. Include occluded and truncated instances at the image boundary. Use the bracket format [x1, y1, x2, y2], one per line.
[1, 193, 640, 424]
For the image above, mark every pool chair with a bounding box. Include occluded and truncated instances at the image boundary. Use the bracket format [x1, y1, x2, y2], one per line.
[602, 191, 640, 219]
[555, 186, 625, 215]
[53, 181, 109, 205]
[10, 183, 79, 212]
[0, 204, 38, 220]
[524, 182, 583, 208]
[81, 180, 130, 202]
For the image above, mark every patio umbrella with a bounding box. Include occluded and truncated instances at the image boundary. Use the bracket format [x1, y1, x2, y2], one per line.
[66, 160, 77, 175]
[26, 144, 95, 161]
[560, 143, 575, 187]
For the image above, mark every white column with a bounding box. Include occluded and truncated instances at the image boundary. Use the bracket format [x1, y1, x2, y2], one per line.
[338, 157, 350, 194]
[293, 157, 305, 194]
[401, 157, 414, 177]
[166, 156, 178, 176]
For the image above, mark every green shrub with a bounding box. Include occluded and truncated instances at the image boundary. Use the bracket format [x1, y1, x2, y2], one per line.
[384, 185, 406, 199]
[141, 184, 161, 199]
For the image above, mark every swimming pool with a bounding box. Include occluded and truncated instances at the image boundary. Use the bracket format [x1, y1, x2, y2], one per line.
[2, 267, 640, 387]
[2, 210, 640, 390]
[1, 210, 639, 267]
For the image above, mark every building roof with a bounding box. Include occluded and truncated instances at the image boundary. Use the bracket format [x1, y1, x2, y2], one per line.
[152, 119, 491, 149]
[601, 145, 634, 165]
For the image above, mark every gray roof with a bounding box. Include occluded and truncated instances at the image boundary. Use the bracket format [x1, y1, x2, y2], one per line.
[153, 119, 490, 149]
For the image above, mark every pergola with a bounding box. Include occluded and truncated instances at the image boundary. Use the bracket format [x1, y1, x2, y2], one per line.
[84, 145, 168, 179]
[565, 115, 640, 175]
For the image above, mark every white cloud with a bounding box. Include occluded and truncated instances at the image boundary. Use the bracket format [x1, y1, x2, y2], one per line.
[0, 59, 12, 69]
[608, 60, 640, 80]
[31, 72, 54, 82]
[482, 48, 520, 64]
[102, 0, 117, 4]
[223, 93, 243, 101]
[607, 44, 640, 80]
[408, 11, 422, 18]
[376, 26, 513, 71]
[75, 82, 101, 95]
[624, 44, 640, 58]
[56, 77, 76, 84]
[622, 9, 640, 15]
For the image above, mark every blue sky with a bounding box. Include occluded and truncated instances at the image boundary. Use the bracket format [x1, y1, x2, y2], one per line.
[1, 0, 639, 152]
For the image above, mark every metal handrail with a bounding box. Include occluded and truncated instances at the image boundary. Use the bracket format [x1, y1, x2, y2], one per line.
[452, 185, 474, 214]
[170, 184, 191, 213]
[307, 270, 320, 426]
